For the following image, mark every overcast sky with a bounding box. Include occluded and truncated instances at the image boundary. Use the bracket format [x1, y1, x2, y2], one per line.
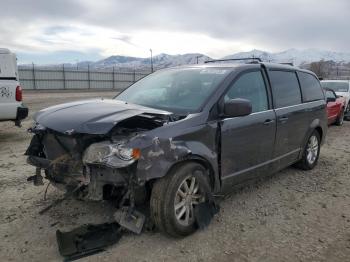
[1, 0, 349, 64]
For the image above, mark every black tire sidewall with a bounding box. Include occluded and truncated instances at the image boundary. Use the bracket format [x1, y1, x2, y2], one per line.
[336, 109, 345, 126]
[162, 163, 210, 237]
[301, 131, 321, 169]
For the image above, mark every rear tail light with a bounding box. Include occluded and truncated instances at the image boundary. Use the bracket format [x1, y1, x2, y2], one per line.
[16, 85, 22, 101]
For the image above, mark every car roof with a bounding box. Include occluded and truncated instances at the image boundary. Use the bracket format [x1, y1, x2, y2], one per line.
[160, 63, 259, 73]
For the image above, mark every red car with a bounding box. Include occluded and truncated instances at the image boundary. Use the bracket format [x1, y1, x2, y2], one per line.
[324, 88, 346, 125]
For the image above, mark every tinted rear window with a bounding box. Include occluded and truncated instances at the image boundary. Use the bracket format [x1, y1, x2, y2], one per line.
[298, 72, 324, 102]
[269, 70, 302, 108]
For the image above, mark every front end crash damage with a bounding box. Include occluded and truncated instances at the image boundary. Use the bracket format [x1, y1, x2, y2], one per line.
[25, 102, 220, 247]
[25, 112, 180, 203]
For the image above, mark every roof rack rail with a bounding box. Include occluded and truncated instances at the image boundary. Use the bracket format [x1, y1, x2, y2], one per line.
[204, 57, 262, 64]
[279, 62, 294, 66]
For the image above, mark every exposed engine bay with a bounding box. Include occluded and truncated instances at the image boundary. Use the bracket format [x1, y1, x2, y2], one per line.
[25, 112, 172, 203]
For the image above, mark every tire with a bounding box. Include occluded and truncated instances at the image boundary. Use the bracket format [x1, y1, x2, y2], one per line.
[335, 108, 345, 126]
[295, 130, 321, 170]
[150, 162, 210, 237]
[345, 104, 350, 121]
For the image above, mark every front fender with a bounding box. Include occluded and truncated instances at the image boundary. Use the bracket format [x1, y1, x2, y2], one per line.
[126, 123, 220, 191]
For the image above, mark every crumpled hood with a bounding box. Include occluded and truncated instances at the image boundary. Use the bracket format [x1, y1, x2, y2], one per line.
[34, 99, 171, 135]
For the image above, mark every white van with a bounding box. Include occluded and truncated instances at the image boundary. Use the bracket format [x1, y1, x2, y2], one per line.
[0, 48, 28, 126]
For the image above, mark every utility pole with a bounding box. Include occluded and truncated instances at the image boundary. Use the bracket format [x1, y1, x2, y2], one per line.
[88, 64, 91, 89]
[32, 62, 36, 90]
[150, 49, 153, 73]
[196, 55, 202, 64]
[62, 64, 66, 89]
[112, 66, 115, 89]
[336, 65, 339, 77]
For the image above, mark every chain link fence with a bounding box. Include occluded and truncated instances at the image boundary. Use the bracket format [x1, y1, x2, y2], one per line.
[18, 65, 151, 90]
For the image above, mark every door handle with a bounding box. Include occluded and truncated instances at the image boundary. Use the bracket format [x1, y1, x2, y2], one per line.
[263, 119, 275, 125]
[278, 116, 289, 123]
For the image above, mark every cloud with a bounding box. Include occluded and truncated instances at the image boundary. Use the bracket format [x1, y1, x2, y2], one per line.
[1, 0, 349, 63]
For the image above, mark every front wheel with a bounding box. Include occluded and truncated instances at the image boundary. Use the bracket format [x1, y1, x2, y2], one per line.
[295, 131, 321, 170]
[150, 162, 210, 237]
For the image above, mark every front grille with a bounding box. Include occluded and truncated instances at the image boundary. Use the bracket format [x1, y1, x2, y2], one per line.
[42, 134, 78, 160]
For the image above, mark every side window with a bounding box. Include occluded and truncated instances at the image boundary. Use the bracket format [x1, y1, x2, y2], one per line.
[269, 70, 302, 108]
[325, 90, 336, 99]
[225, 71, 268, 113]
[298, 72, 324, 102]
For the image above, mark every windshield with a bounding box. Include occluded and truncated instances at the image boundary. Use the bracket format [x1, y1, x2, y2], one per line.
[321, 81, 349, 92]
[115, 68, 230, 114]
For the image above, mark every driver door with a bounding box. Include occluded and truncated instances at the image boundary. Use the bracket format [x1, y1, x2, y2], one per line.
[220, 70, 276, 188]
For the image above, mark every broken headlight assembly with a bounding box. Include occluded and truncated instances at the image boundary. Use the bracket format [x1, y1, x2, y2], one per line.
[83, 141, 140, 168]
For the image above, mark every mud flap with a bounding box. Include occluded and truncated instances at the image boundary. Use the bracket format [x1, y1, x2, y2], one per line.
[56, 223, 122, 261]
[194, 201, 220, 229]
[194, 179, 220, 230]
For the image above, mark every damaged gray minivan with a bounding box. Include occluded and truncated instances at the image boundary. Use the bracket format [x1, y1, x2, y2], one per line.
[26, 60, 327, 237]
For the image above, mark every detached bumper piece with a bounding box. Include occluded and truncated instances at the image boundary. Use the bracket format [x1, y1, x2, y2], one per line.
[56, 223, 122, 262]
[114, 207, 145, 234]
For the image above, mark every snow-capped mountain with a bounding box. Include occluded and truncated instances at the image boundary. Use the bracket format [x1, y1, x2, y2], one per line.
[224, 49, 350, 66]
[91, 49, 350, 69]
[19, 49, 350, 69]
[91, 53, 211, 70]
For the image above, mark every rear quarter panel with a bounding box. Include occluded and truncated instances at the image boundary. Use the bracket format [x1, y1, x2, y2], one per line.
[0, 80, 21, 120]
[299, 100, 327, 158]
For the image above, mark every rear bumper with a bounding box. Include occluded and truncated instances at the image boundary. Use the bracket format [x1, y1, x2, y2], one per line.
[16, 105, 28, 121]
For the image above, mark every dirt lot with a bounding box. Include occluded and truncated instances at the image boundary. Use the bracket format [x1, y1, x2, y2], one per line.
[0, 90, 350, 262]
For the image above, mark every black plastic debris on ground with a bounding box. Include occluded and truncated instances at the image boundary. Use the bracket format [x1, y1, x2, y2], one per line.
[194, 201, 220, 229]
[114, 207, 145, 235]
[56, 222, 122, 261]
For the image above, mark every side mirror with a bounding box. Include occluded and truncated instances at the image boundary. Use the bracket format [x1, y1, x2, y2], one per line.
[326, 97, 336, 103]
[224, 98, 252, 117]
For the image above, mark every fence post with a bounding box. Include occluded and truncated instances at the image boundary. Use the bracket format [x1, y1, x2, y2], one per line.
[62, 64, 66, 89]
[133, 69, 136, 83]
[113, 66, 115, 89]
[88, 64, 91, 89]
[32, 63, 37, 90]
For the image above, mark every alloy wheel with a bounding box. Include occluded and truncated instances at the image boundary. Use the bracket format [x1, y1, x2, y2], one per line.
[174, 175, 204, 226]
[306, 135, 319, 165]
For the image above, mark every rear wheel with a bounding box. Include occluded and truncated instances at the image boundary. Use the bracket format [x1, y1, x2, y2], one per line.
[345, 104, 350, 121]
[335, 108, 345, 126]
[150, 162, 210, 237]
[295, 130, 321, 170]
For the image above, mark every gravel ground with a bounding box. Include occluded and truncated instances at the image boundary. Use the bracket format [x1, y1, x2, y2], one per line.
[0, 90, 349, 262]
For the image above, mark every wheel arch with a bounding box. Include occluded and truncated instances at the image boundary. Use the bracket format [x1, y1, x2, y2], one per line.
[148, 155, 219, 192]
[299, 119, 324, 159]
[314, 126, 323, 143]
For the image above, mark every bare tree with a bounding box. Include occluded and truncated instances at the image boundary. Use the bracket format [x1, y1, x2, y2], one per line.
[309, 60, 329, 79]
